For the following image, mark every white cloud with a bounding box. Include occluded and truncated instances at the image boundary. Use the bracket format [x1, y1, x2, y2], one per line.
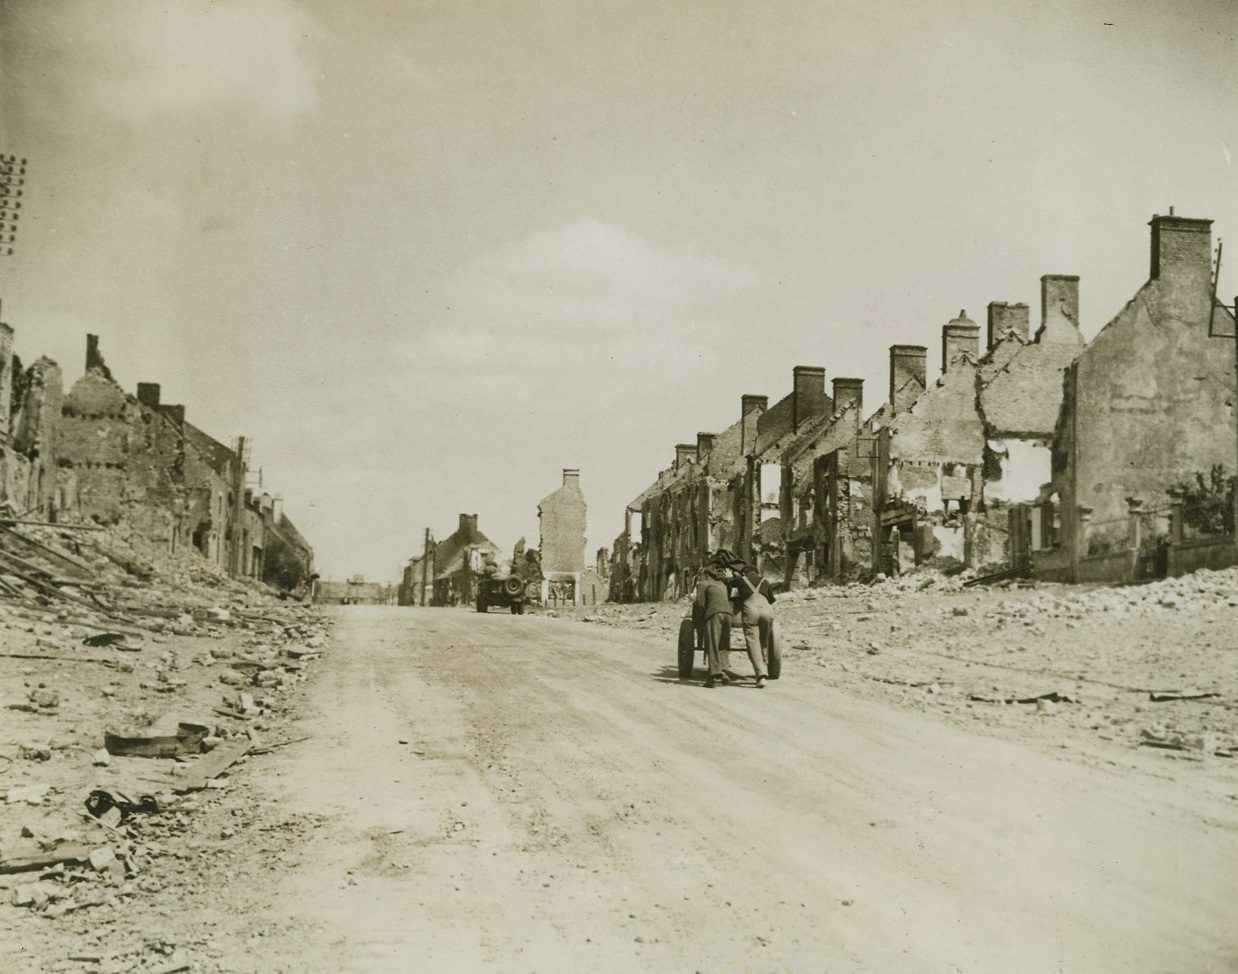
[395, 218, 760, 409]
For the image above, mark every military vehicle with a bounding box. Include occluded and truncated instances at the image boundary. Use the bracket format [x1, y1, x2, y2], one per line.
[476, 574, 528, 614]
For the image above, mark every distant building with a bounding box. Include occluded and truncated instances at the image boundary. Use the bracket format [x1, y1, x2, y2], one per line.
[315, 576, 390, 604]
[257, 492, 314, 594]
[430, 513, 500, 606]
[539, 469, 604, 605]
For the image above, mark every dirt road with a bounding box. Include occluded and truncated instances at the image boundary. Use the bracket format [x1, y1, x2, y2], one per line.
[237, 605, 1238, 973]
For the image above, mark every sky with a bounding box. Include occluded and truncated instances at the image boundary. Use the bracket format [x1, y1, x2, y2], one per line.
[0, 0, 1235, 582]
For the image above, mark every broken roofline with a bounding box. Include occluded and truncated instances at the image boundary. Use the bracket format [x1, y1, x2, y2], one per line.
[780, 400, 866, 466]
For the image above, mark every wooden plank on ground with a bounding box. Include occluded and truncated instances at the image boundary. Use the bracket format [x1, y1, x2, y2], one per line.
[172, 739, 253, 793]
[0, 652, 119, 667]
[0, 524, 96, 577]
[0, 843, 94, 874]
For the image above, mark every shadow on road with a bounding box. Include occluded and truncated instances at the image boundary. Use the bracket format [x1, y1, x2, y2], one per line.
[650, 664, 686, 685]
[650, 664, 762, 688]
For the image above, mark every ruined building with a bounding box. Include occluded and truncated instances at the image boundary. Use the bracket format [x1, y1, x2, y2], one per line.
[734, 366, 834, 583]
[0, 333, 313, 592]
[611, 392, 766, 602]
[782, 376, 867, 584]
[5, 354, 63, 516]
[870, 280, 1086, 576]
[1030, 212, 1237, 582]
[614, 209, 1233, 600]
[877, 316, 987, 571]
[538, 469, 604, 605]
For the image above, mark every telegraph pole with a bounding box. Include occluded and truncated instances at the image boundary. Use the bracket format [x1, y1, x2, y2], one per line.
[1213, 240, 1238, 554]
[1207, 239, 1238, 555]
[0, 155, 26, 259]
[421, 527, 432, 606]
[231, 436, 248, 577]
[0, 155, 27, 445]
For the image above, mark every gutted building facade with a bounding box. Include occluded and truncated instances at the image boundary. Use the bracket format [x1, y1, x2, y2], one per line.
[613, 392, 766, 602]
[57, 367, 186, 543]
[1033, 213, 1237, 582]
[733, 367, 833, 579]
[781, 377, 866, 585]
[538, 468, 605, 604]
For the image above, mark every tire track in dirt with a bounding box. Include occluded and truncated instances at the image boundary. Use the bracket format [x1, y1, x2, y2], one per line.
[248, 606, 1238, 974]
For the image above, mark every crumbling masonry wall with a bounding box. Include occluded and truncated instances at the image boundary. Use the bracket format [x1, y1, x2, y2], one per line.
[1049, 216, 1236, 556]
[57, 369, 184, 543]
[9, 357, 64, 515]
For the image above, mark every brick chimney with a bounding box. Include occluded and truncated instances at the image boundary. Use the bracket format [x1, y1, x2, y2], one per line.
[1149, 211, 1212, 283]
[889, 345, 926, 415]
[459, 513, 479, 535]
[791, 365, 827, 431]
[562, 468, 581, 490]
[941, 310, 979, 373]
[986, 302, 1030, 348]
[740, 394, 768, 455]
[832, 377, 863, 414]
[696, 432, 716, 461]
[674, 444, 696, 469]
[137, 382, 161, 409]
[85, 334, 114, 381]
[1038, 275, 1081, 341]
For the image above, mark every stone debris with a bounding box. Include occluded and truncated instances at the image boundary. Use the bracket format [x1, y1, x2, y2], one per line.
[0, 513, 330, 939]
[4, 783, 53, 805]
[27, 687, 60, 710]
[1140, 725, 1223, 754]
[553, 560, 1238, 764]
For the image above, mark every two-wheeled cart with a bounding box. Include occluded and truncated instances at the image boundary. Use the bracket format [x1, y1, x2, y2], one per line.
[676, 611, 781, 681]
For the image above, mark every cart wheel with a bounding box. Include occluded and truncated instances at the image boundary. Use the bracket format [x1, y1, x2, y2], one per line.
[767, 620, 782, 680]
[677, 618, 695, 679]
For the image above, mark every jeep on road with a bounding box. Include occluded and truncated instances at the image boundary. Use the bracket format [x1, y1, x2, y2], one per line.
[477, 574, 528, 614]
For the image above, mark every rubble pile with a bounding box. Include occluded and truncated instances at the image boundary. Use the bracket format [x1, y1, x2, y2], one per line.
[561, 566, 1238, 765]
[1027, 566, 1238, 616]
[0, 515, 328, 947]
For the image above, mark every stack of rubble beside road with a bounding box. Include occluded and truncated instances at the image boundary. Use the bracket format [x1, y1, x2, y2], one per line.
[0, 517, 328, 945]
